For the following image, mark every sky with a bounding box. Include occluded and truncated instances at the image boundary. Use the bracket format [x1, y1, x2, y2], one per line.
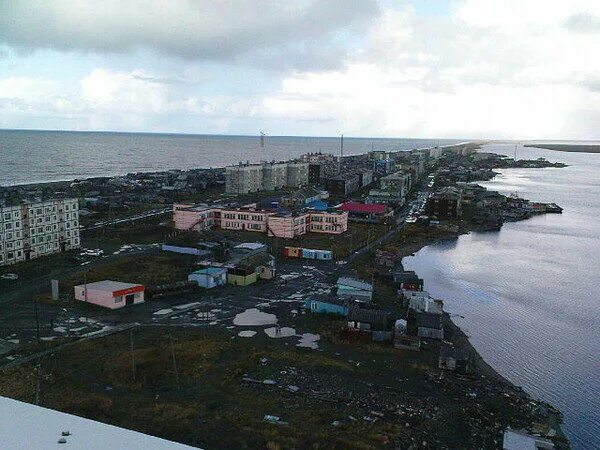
[1, 0, 599, 140]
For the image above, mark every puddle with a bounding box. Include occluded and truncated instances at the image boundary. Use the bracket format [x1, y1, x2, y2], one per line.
[153, 308, 173, 315]
[233, 308, 277, 326]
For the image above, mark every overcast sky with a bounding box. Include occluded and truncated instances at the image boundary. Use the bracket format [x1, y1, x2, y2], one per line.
[1, 0, 599, 139]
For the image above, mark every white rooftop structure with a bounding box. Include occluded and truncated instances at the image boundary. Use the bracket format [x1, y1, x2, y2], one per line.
[234, 242, 266, 251]
[503, 429, 554, 450]
[0, 396, 201, 450]
[337, 277, 373, 292]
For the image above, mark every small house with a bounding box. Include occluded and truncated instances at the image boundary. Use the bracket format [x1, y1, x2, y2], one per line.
[347, 307, 391, 331]
[227, 267, 258, 286]
[439, 344, 474, 374]
[337, 277, 373, 303]
[394, 334, 421, 351]
[188, 268, 227, 289]
[74, 280, 144, 309]
[394, 272, 423, 291]
[304, 297, 348, 316]
[375, 250, 399, 267]
[414, 311, 444, 340]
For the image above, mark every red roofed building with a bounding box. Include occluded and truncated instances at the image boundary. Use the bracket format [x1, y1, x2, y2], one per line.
[338, 202, 390, 223]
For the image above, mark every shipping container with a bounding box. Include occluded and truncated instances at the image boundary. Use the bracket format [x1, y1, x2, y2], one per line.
[287, 247, 301, 258]
[315, 250, 333, 260]
[302, 248, 317, 259]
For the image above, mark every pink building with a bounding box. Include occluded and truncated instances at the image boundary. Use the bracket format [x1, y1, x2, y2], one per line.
[308, 210, 348, 234]
[74, 280, 145, 309]
[173, 204, 348, 239]
[217, 207, 273, 232]
[173, 204, 215, 232]
[267, 213, 309, 238]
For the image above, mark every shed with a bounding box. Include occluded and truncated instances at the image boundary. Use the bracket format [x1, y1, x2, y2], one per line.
[439, 344, 474, 374]
[315, 249, 333, 260]
[337, 277, 373, 302]
[304, 297, 348, 316]
[188, 267, 227, 289]
[74, 280, 144, 309]
[161, 245, 211, 257]
[302, 248, 317, 259]
[347, 307, 391, 331]
[284, 246, 301, 258]
[414, 311, 444, 340]
[227, 268, 258, 286]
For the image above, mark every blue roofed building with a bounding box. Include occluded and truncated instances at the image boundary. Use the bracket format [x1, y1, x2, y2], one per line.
[304, 296, 349, 316]
[188, 267, 228, 289]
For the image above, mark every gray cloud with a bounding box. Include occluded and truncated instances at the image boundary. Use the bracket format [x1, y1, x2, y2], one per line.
[564, 13, 600, 33]
[0, 0, 378, 70]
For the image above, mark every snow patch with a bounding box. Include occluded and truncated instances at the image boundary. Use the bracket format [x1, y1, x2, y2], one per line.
[233, 308, 277, 326]
[264, 327, 296, 338]
[296, 333, 320, 349]
[238, 330, 257, 338]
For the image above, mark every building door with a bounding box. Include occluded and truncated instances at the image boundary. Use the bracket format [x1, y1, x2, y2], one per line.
[125, 294, 135, 305]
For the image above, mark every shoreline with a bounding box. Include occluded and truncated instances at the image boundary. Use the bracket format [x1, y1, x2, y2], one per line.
[395, 224, 570, 447]
[524, 143, 600, 154]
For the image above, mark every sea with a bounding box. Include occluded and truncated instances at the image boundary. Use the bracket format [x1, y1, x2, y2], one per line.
[0, 129, 463, 186]
[404, 143, 600, 449]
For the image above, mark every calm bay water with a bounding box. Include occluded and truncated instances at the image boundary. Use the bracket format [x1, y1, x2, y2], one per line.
[404, 143, 600, 449]
[0, 129, 462, 186]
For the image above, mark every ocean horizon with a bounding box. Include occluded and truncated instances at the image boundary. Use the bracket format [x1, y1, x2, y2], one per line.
[0, 129, 467, 186]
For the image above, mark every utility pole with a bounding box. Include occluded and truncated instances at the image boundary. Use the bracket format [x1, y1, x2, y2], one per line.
[35, 358, 43, 406]
[168, 331, 180, 389]
[129, 329, 136, 382]
[34, 298, 40, 343]
[338, 134, 344, 174]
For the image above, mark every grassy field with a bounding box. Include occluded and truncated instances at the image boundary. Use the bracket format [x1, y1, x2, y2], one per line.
[0, 314, 550, 449]
[61, 253, 193, 294]
[0, 327, 427, 449]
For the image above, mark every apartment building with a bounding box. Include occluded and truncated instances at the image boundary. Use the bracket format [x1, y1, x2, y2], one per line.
[286, 162, 309, 188]
[225, 164, 263, 194]
[0, 198, 80, 267]
[326, 172, 361, 196]
[225, 162, 309, 194]
[380, 171, 412, 196]
[173, 203, 348, 239]
[262, 163, 288, 191]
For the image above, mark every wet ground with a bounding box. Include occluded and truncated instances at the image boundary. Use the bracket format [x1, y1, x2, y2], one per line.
[0, 257, 342, 365]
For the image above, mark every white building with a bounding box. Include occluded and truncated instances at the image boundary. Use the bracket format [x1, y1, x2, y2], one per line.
[74, 280, 145, 309]
[0, 198, 80, 267]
